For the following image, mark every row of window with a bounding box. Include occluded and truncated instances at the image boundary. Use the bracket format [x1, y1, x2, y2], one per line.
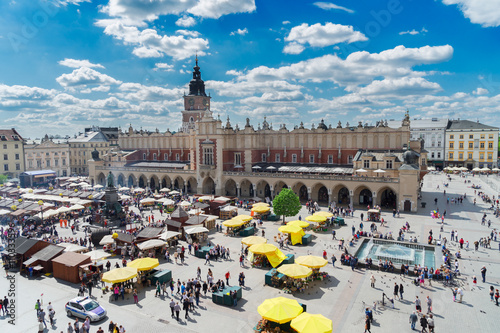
[3, 153, 20, 160]
[70, 143, 107, 148]
[143, 153, 191, 161]
[28, 159, 67, 168]
[363, 160, 393, 169]
[449, 141, 494, 149]
[449, 152, 493, 160]
[3, 163, 21, 171]
[252, 153, 355, 165]
[2, 144, 19, 149]
[450, 134, 494, 140]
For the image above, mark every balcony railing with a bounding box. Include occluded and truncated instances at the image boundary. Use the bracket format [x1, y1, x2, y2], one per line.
[95, 165, 195, 174]
[223, 171, 399, 183]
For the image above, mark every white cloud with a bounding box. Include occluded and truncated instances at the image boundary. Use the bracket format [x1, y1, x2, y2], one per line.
[102, 22, 209, 60]
[313, 2, 354, 14]
[283, 42, 305, 55]
[153, 63, 175, 71]
[282, 20, 291, 25]
[230, 28, 248, 36]
[188, 0, 256, 19]
[399, 27, 428, 35]
[58, 58, 105, 69]
[175, 15, 196, 27]
[56, 67, 122, 87]
[284, 23, 367, 54]
[473, 87, 489, 95]
[356, 77, 442, 97]
[442, 0, 500, 27]
[175, 29, 201, 37]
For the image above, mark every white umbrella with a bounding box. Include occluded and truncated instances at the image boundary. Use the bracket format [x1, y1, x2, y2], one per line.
[374, 169, 386, 173]
[59, 243, 87, 253]
[460, 167, 468, 171]
[78, 182, 89, 186]
[57, 206, 71, 213]
[140, 198, 155, 204]
[179, 200, 191, 207]
[162, 199, 175, 205]
[198, 195, 212, 201]
[266, 166, 276, 170]
[356, 168, 368, 173]
[158, 231, 180, 241]
[252, 165, 262, 169]
[99, 235, 115, 245]
[133, 188, 145, 193]
[215, 196, 231, 202]
[492, 168, 500, 172]
[68, 183, 79, 187]
[119, 195, 131, 200]
[94, 184, 104, 189]
[85, 250, 109, 261]
[69, 204, 85, 211]
[137, 239, 166, 250]
[472, 167, 481, 172]
[279, 166, 290, 171]
[184, 226, 209, 234]
[118, 187, 130, 191]
[169, 190, 180, 195]
[481, 167, 490, 171]
[159, 188, 170, 193]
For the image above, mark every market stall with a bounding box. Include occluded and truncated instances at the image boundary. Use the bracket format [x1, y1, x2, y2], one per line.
[367, 209, 381, 222]
[184, 225, 209, 244]
[219, 205, 238, 220]
[223, 218, 252, 236]
[278, 224, 305, 245]
[251, 205, 271, 220]
[248, 243, 286, 268]
[52, 251, 92, 284]
[291, 312, 333, 333]
[305, 215, 328, 232]
[101, 267, 138, 295]
[275, 264, 312, 294]
[255, 296, 305, 332]
[295, 255, 329, 282]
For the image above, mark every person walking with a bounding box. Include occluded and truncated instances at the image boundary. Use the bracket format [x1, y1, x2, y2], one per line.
[225, 271, 231, 285]
[133, 289, 138, 304]
[426, 296, 432, 313]
[38, 308, 47, 328]
[399, 283, 404, 300]
[495, 289, 499, 306]
[420, 314, 428, 333]
[174, 302, 181, 321]
[169, 299, 175, 317]
[457, 287, 464, 303]
[409, 311, 418, 330]
[331, 254, 336, 267]
[394, 283, 399, 300]
[481, 266, 487, 283]
[415, 296, 421, 312]
[364, 315, 371, 333]
[427, 314, 435, 333]
[370, 275, 376, 288]
[183, 298, 190, 319]
[205, 253, 210, 265]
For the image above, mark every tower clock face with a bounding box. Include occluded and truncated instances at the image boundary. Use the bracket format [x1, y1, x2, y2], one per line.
[189, 98, 195, 106]
[202, 99, 208, 106]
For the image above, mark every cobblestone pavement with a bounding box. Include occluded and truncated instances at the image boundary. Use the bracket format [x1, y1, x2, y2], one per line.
[1, 172, 500, 332]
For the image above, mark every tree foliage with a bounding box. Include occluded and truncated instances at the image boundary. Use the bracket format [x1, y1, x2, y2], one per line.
[0, 174, 8, 184]
[272, 188, 301, 222]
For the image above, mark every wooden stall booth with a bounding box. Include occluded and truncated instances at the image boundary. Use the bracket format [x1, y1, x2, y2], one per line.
[52, 251, 92, 284]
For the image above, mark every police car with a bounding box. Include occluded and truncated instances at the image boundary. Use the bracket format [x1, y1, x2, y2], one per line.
[65, 296, 107, 322]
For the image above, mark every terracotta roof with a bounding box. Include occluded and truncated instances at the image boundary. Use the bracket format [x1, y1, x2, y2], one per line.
[0, 128, 23, 141]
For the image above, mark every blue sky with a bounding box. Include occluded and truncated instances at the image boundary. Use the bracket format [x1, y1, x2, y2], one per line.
[1, 0, 500, 138]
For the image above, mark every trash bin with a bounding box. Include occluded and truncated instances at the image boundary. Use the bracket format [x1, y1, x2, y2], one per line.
[421, 202, 426, 208]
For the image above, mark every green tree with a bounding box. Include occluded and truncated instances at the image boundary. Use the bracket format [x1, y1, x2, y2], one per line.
[272, 188, 302, 223]
[0, 174, 8, 184]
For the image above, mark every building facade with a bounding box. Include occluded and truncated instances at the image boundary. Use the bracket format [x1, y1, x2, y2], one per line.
[0, 128, 25, 178]
[89, 61, 425, 212]
[68, 131, 111, 176]
[24, 136, 71, 177]
[445, 120, 499, 169]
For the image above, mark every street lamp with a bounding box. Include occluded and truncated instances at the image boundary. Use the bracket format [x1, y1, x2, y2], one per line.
[38, 200, 44, 221]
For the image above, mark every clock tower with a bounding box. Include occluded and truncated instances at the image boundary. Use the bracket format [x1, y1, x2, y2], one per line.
[182, 56, 211, 132]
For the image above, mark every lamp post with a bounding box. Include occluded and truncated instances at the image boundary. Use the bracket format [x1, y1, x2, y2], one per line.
[38, 200, 44, 221]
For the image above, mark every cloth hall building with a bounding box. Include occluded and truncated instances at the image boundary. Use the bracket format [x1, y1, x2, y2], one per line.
[89, 60, 426, 212]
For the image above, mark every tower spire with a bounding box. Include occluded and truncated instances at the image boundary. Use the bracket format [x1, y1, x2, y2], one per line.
[195, 52, 198, 67]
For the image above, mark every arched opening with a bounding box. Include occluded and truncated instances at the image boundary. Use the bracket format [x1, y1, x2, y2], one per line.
[256, 181, 271, 199]
[224, 179, 237, 197]
[150, 177, 156, 191]
[359, 189, 373, 206]
[138, 175, 146, 188]
[338, 187, 350, 205]
[97, 173, 106, 186]
[299, 185, 308, 201]
[127, 175, 135, 187]
[249, 184, 254, 197]
[202, 177, 215, 194]
[186, 177, 197, 194]
[240, 179, 252, 197]
[274, 181, 288, 196]
[117, 174, 125, 187]
[379, 188, 397, 209]
[318, 186, 328, 204]
[161, 176, 172, 189]
[173, 176, 184, 191]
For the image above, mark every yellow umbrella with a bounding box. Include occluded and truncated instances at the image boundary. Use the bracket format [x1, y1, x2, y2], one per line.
[287, 220, 309, 228]
[290, 312, 333, 333]
[233, 214, 253, 222]
[249, 243, 278, 255]
[313, 211, 334, 218]
[305, 215, 327, 223]
[277, 264, 312, 279]
[257, 296, 304, 324]
[222, 219, 247, 228]
[251, 206, 270, 214]
[101, 267, 138, 283]
[127, 258, 159, 271]
[241, 236, 267, 246]
[295, 255, 328, 269]
[253, 202, 270, 207]
[279, 224, 304, 234]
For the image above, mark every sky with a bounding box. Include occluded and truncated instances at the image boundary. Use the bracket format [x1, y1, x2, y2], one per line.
[1, 0, 500, 139]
